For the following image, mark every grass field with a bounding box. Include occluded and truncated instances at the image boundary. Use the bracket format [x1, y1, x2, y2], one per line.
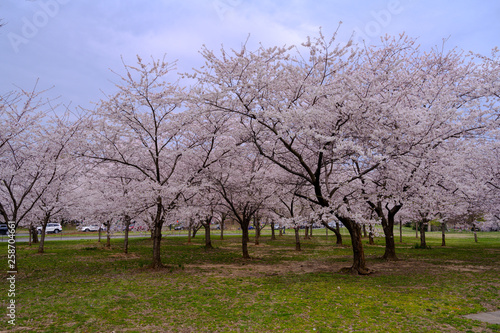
[1, 228, 499, 332]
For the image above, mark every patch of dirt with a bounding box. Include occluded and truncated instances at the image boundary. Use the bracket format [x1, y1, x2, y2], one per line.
[185, 257, 498, 278]
[185, 260, 342, 278]
[109, 253, 141, 259]
[445, 265, 490, 272]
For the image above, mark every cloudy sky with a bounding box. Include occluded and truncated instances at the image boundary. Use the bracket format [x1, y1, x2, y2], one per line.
[1, 0, 499, 111]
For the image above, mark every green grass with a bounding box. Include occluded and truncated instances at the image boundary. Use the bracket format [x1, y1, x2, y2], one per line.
[1, 229, 499, 332]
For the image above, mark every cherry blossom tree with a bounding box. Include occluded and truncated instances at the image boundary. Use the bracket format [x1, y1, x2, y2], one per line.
[192, 31, 499, 273]
[78, 56, 190, 268]
[32, 162, 81, 253]
[0, 87, 80, 231]
[271, 189, 309, 251]
[437, 136, 499, 240]
[205, 142, 277, 258]
[78, 56, 240, 267]
[338, 34, 498, 258]
[193, 32, 380, 273]
[1, 88, 44, 151]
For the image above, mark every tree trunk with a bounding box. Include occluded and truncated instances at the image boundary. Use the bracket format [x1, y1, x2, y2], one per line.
[220, 217, 225, 240]
[363, 224, 367, 238]
[370, 201, 401, 261]
[98, 228, 102, 242]
[124, 215, 131, 254]
[382, 222, 397, 260]
[382, 225, 397, 260]
[254, 219, 260, 245]
[441, 222, 446, 247]
[188, 225, 192, 243]
[204, 221, 213, 249]
[419, 219, 427, 248]
[294, 227, 301, 251]
[106, 221, 111, 248]
[415, 222, 418, 238]
[335, 222, 342, 245]
[241, 222, 250, 259]
[270, 222, 276, 240]
[38, 214, 51, 254]
[368, 224, 375, 245]
[322, 221, 342, 245]
[304, 226, 309, 240]
[243, 226, 250, 243]
[38, 226, 46, 254]
[192, 225, 198, 238]
[473, 223, 478, 243]
[31, 226, 38, 244]
[399, 218, 403, 243]
[151, 222, 163, 268]
[151, 198, 164, 269]
[338, 216, 371, 275]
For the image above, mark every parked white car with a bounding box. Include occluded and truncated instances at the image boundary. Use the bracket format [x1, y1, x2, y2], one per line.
[37, 223, 62, 234]
[79, 224, 103, 232]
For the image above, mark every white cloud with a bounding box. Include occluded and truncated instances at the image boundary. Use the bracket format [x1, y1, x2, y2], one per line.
[1, 0, 499, 110]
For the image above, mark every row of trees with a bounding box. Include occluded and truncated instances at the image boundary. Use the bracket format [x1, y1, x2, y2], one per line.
[1, 33, 499, 273]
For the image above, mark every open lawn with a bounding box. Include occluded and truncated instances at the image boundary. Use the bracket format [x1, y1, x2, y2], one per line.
[1, 229, 499, 332]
